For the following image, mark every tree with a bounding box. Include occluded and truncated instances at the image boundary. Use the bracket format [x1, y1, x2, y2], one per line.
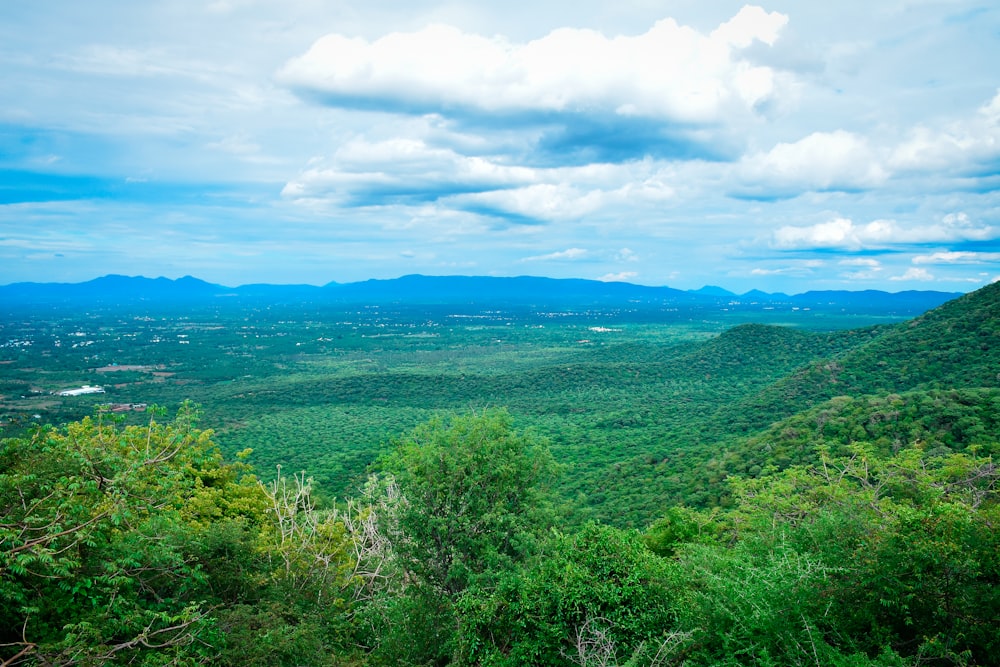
[458, 523, 685, 667]
[0, 404, 406, 666]
[382, 408, 556, 596]
[0, 404, 229, 665]
[369, 409, 556, 666]
[676, 443, 1000, 665]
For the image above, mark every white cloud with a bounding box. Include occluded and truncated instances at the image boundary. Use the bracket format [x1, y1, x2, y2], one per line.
[520, 247, 589, 262]
[711, 5, 788, 48]
[838, 258, 882, 280]
[455, 183, 604, 221]
[889, 89, 1000, 174]
[890, 267, 934, 281]
[278, 6, 791, 123]
[912, 251, 1000, 265]
[616, 248, 639, 263]
[281, 133, 680, 223]
[773, 217, 856, 248]
[281, 137, 536, 202]
[750, 259, 823, 276]
[737, 130, 887, 195]
[772, 213, 995, 250]
[450, 173, 677, 222]
[598, 271, 638, 282]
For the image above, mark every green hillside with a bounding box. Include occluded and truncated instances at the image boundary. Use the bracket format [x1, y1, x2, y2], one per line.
[718, 387, 1000, 480]
[725, 280, 1000, 434]
[602, 282, 1000, 511]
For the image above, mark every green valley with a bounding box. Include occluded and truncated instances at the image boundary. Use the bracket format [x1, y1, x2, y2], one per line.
[1, 276, 997, 666]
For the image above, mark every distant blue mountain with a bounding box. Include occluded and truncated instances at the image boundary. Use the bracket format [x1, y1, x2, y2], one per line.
[788, 289, 963, 313]
[742, 289, 787, 300]
[228, 283, 324, 299]
[0, 274, 964, 313]
[1, 274, 225, 303]
[689, 285, 736, 297]
[324, 274, 694, 305]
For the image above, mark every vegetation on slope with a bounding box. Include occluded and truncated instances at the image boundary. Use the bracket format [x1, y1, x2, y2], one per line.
[727, 280, 1000, 433]
[3, 406, 997, 666]
[716, 388, 1000, 480]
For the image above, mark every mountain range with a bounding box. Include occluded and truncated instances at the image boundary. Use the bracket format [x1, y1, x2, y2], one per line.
[0, 274, 964, 313]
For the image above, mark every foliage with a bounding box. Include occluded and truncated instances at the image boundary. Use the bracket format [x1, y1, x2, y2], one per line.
[0, 404, 232, 665]
[0, 296, 887, 526]
[727, 280, 1000, 432]
[709, 388, 1000, 492]
[670, 444, 1000, 666]
[380, 409, 556, 596]
[0, 405, 390, 666]
[3, 280, 1000, 664]
[366, 409, 557, 666]
[457, 523, 685, 667]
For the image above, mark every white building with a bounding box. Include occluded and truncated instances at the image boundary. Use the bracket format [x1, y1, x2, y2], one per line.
[57, 385, 106, 397]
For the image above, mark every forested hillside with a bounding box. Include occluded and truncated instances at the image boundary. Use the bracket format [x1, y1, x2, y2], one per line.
[728, 280, 1000, 431]
[2, 281, 999, 665]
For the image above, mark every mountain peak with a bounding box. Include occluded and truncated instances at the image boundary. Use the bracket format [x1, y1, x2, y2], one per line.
[689, 285, 735, 297]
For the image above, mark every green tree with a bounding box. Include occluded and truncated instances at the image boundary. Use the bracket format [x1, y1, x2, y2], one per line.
[458, 523, 686, 667]
[382, 408, 556, 597]
[680, 444, 1000, 665]
[0, 405, 391, 666]
[369, 409, 556, 665]
[0, 405, 230, 665]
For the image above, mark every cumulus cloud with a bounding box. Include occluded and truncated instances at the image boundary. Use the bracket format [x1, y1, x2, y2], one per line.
[277, 6, 790, 124]
[450, 170, 677, 222]
[772, 217, 867, 249]
[445, 184, 591, 223]
[282, 136, 679, 223]
[735, 130, 887, 197]
[281, 137, 536, 204]
[733, 89, 1000, 199]
[451, 181, 627, 222]
[889, 88, 1000, 174]
[771, 213, 995, 250]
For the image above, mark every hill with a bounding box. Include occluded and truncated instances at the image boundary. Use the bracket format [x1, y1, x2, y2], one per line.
[719, 387, 1000, 479]
[723, 279, 1000, 434]
[602, 280, 999, 509]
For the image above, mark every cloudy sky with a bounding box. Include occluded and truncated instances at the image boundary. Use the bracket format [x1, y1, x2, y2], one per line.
[2, 1, 998, 292]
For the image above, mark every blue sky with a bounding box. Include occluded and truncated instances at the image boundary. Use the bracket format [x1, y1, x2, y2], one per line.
[1, 1, 998, 292]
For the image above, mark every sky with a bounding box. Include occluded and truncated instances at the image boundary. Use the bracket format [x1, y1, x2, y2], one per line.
[1, 1, 998, 293]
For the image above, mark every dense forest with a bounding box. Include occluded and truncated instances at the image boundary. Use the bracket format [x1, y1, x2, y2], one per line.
[1, 279, 998, 665]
